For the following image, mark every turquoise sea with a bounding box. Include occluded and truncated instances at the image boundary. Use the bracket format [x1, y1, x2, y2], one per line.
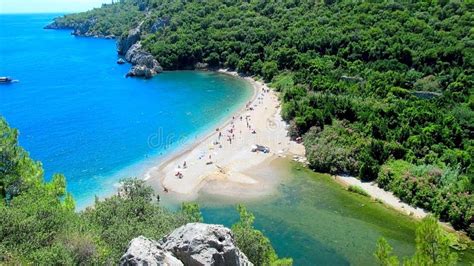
[0, 14, 252, 207]
[1, 14, 472, 266]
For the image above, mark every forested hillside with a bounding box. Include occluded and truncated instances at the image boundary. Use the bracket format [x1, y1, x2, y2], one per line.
[49, 1, 473, 237]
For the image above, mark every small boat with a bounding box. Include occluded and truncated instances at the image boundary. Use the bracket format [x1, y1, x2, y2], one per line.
[0, 77, 13, 84]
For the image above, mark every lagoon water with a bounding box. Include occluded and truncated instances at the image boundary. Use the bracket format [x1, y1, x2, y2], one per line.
[1, 14, 472, 266]
[0, 14, 252, 207]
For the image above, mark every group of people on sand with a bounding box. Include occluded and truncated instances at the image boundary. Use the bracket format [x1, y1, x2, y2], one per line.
[173, 160, 187, 180]
[171, 85, 270, 183]
[164, 85, 275, 194]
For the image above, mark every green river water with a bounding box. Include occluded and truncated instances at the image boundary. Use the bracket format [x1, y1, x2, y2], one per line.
[162, 158, 473, 265]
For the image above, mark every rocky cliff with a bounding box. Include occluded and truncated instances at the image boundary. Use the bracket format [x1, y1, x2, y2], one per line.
[46, 16, 162, 79]
[120, 223, 253, 266]
[44, 18, 114, 39]
[124, 42, 163, 79]
[117, 24, 142, 55]
[117, 23, 162, 79]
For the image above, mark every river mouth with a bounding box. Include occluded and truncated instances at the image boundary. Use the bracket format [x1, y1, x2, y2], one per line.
[161, 157, 474, 265]
[3, 14, 473, 265]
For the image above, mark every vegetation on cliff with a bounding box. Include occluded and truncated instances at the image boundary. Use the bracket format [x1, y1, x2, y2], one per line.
[0, 118, 283, 264]
[48, 0, 473, 237]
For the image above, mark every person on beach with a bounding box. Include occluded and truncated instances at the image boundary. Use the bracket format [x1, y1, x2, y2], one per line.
[183, 161, 187, 168]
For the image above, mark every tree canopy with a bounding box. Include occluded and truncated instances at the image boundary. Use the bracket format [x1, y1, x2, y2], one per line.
[47, 0, 474, 239]
[0, 118, 282, 264]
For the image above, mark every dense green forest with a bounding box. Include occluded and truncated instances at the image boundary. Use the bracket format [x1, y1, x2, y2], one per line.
[0, 118, 287, 264]
[51, 0, 474, 238]
[375, 216, 459, 266]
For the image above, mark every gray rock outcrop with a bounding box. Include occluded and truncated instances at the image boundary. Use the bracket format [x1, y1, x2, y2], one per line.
[161, 223, 252, 266]
[120, 236, 183, 266]
[150, 18, 170, 33]
[194, 62, 209, 70]
[117, 24, 142, 55]
[125, 42, 162, 79]
[47, 16, 161, 78]
[120, 223, 253, 266]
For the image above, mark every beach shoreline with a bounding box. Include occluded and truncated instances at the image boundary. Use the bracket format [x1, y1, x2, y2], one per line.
[145, 69, 305, 202]
[333, 174, 467, 235]
[142, 69, 464, 238]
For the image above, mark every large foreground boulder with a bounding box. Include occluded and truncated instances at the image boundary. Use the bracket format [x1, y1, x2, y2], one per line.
[120, 236, 183, 266]
[120, 223, 253, 266]
[161, 223, 252, 266]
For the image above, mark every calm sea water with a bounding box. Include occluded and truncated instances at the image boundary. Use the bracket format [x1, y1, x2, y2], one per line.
[0, 14, 252, 207]
[1, 14, 472, 266]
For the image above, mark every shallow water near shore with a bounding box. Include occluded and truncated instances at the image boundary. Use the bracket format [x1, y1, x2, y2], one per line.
[1, 13, 473, 266]
[167, 158, 473, 265]
[0, 14, 252, 208]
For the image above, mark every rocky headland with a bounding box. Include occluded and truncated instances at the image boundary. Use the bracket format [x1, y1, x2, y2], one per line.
[118, 25, 162, 79]
[44, 17, 115, 39]
[45, 16, 162, 79]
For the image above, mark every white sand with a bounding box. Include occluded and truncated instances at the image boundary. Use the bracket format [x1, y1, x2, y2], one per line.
[335, 175, 428, 219]
[143, 69, 450, 231]
[145, 69, 305, 200]
[335, 175, 466, 233]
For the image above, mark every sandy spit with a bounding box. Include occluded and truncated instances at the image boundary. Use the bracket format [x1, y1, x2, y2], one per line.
[145, 69, 305, 201]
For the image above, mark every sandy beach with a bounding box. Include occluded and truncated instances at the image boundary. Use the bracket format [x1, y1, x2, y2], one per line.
[143, 69, 455, 233]
[334, 175, 466, 233]
[334, 175, 428, 219]
[145, 69, 305, 200]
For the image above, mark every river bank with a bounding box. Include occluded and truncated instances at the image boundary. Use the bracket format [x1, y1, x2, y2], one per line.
[145, 69, 305, 201]
[335, 175, 428, 219]
[199, 158, 474, 265]
[143, 69, 471, 244]
[334, 175, 472, 239]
